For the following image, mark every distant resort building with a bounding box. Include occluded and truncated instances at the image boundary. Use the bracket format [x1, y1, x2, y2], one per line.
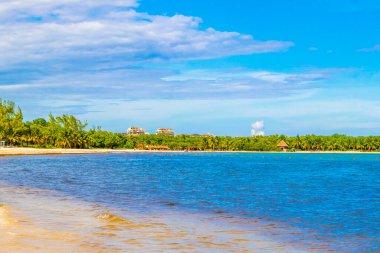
[156, 128, 175, 136]
[277, 140, 289, 152]
[127, 127, 146, 136]
[0, 140, 5, 147]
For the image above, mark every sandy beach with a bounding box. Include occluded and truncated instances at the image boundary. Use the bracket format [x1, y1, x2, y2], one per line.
[0, 147, 134, 156]
[0, 147, 379, 157]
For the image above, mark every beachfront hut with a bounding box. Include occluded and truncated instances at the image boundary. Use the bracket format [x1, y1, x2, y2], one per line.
[277, 140, 288, 152]
[0, 140, 5, 147]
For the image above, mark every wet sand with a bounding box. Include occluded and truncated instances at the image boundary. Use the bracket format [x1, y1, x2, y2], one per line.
[0, 183, 324, 252]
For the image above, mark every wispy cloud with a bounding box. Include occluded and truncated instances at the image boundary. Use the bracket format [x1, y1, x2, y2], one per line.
[0, 84, 33, 90]
[308, 47, 318, 51]
[161, 68, 334, 97]
[358, 44, 380, 52]
[0, 68, 333, 102]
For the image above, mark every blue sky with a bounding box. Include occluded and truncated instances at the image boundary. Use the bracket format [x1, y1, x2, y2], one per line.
[1, 0, 380, 136]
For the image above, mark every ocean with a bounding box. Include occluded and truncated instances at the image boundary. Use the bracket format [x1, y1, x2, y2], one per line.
[0, 152, 379, 252]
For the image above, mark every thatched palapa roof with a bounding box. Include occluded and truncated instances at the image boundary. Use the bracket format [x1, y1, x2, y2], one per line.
[277, 140, 288, 148]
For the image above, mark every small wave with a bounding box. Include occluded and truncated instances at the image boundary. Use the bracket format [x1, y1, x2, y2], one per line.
[97, 212, 133, 224]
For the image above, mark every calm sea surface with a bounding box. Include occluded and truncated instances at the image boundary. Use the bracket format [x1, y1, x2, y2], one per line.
[1, 152, 380, 252]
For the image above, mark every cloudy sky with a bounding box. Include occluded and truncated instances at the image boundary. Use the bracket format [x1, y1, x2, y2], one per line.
[1, 0, 380, 136]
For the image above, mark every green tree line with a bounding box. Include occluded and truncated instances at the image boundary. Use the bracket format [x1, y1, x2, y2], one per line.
[1, 98, 380, 151]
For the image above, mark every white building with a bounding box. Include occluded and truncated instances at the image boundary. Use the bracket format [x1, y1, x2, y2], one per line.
[127, 127, 146, 136]
[156, 128, 175, 136]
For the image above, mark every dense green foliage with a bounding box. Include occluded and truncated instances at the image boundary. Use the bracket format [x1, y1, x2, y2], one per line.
[1, 99, 380, 151]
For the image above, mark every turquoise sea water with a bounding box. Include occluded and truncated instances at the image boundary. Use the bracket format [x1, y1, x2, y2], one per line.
[0, 152, 380, 252]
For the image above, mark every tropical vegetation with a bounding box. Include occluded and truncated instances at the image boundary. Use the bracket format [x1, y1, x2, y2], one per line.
[1, 98, 380, 152]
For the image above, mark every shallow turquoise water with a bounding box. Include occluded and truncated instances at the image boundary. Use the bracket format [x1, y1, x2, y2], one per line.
[1, 152, 380, 252]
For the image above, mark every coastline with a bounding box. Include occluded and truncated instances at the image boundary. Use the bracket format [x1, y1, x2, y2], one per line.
[1, 147, 379, 157]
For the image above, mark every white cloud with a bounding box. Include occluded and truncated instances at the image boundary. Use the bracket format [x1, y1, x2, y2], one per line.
[251, 120, 265, 136]
[0, 0, 293, 70]
[251, 120, 264, 130]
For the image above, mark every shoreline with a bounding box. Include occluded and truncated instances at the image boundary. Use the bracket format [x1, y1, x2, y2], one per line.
[1, 147, 380, 157]
[0, 182, 325, 252]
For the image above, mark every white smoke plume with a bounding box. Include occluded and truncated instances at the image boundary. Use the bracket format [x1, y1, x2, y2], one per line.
[251, 121, 265, 136]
